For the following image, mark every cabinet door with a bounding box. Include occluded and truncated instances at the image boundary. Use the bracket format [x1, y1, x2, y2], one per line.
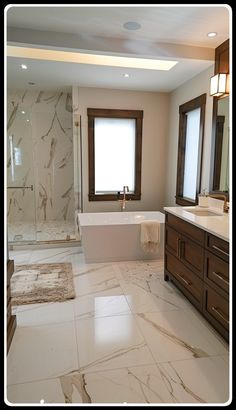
[180, 233, 204, 278]
[203, 284, 229, 341]
[165, 251, 203, 309]
[204, 250, 229, 294]
[165, 225, 181, 258]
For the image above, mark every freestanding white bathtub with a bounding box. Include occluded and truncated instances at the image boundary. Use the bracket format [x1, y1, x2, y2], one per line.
[77, 211, 165, 263]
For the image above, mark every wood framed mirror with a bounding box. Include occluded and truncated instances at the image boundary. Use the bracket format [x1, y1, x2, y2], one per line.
[211, 95, 229, 193]
[210, 39, 229, 200]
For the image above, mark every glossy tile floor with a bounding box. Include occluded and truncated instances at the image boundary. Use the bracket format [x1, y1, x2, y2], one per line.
[6, 246, 230, 405]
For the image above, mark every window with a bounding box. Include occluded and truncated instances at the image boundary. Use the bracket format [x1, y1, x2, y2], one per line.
[88, 108, 143, 201]
[176, 94, 206, 206]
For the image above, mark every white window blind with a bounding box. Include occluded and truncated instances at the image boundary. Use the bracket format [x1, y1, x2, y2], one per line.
[94, 118, 135, 193]
[183, 108, 201, 200]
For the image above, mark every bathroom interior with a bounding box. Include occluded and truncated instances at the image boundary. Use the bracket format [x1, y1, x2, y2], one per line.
[5, 5, 231, 405]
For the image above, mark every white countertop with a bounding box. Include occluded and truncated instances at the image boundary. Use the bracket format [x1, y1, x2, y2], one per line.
[163, 206, 229, 242]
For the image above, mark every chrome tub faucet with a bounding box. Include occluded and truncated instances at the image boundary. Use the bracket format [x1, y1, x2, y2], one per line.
[118, 186, 129, 211]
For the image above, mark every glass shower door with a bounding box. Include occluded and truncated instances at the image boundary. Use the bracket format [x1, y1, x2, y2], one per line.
[7, 106, 37, 243]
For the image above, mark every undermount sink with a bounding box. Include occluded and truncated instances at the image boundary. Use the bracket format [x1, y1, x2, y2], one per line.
[185, 208, 223, 216]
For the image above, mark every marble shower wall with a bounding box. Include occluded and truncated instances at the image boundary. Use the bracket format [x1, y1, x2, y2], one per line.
[7, 89, 74, 223]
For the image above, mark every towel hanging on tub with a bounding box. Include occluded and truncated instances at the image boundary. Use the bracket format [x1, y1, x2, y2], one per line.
[140, 220, 160, 253]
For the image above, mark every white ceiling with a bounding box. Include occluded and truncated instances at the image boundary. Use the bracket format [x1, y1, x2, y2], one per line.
[6, 5, 230, 92]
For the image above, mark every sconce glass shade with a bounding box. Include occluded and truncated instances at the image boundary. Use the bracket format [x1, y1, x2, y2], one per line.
[210, 73, 229, 97]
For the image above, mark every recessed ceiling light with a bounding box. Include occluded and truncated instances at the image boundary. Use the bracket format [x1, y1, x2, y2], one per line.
[21, 110, 25, 114]
[26, 119, 30, 122]
[123, 73, 129, 78]
[20, 64, 27, 69]
[207, 32, 217, 38]
[123, 21, 141, 31]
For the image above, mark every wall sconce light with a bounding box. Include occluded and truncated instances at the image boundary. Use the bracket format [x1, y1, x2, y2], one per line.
[210, 73, 229, 97]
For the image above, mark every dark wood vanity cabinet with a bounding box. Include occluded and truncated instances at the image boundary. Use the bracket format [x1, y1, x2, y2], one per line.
[164, 212, 229, 341]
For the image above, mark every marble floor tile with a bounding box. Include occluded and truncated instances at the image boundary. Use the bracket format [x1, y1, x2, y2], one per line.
[7, 321, 78, 385]
[73, 287, 132, 320]
[6, 247, 230, 405]
[7, 378, 65, 405]
[13, 300, 75, 327]
[59, 364, 176, 403]
[157, 356, 230, 404]
[114, 259, 164, 281]
[75, 314, 155, 373]
[73, 263, 120, 297]
[28, 247, 79, 264]
[221, 354, 230, 365]
[135, 309, 228, 363]
[119, 277, 193, 314]
[114, 259, 192, 314]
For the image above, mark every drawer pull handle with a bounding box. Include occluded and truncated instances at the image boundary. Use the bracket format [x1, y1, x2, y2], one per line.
[176, 238, 179, 258]
[211, 306, 229, 324]
[175, 272, 191, 286]
[212, 271, 229, 285]
[212, 245, 229, 257]
[177, 238, 181, 258]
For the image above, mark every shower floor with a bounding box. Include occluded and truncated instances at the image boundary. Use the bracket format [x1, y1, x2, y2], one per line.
[8, 220, 76, 243]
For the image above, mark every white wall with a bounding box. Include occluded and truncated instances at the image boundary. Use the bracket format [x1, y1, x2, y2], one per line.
[164, 65, 214, 206]
[77, 87, 169, 213]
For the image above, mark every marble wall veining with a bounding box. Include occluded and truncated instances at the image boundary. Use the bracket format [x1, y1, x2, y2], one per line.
[7, 89, 75, 224]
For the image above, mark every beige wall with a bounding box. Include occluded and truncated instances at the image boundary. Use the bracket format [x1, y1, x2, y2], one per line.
[164, 65, 214, 206]
[77, 87, 169, 213]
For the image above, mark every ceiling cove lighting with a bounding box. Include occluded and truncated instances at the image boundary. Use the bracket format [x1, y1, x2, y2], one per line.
[210, 73, 229, 97]
[8, 46, 178, 71]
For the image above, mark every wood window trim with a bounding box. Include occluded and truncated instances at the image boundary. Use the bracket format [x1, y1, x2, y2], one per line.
[87, 108, 143, 201]
[176, 93, 207, 206]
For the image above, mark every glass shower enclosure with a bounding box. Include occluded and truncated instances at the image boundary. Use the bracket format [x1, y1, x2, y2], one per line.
[7, 89, 78, 245]
[7, 105, 37, 243]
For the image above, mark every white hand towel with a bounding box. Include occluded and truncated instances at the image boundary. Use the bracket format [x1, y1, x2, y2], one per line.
[140, 220, 160, 253]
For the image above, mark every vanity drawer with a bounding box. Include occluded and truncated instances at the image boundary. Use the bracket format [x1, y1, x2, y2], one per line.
[205, 233, 229, 262]
[165, 213, 205, 244]
[204, 250, 229, 294]
[165, 251, 203, 306]
[204, 285, 229, 335]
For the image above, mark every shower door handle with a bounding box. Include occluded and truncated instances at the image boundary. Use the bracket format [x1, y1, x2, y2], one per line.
[7, 185, 34, 191]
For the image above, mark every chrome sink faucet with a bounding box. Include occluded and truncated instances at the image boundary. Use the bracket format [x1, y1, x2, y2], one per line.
[118, 185, 129, 211]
